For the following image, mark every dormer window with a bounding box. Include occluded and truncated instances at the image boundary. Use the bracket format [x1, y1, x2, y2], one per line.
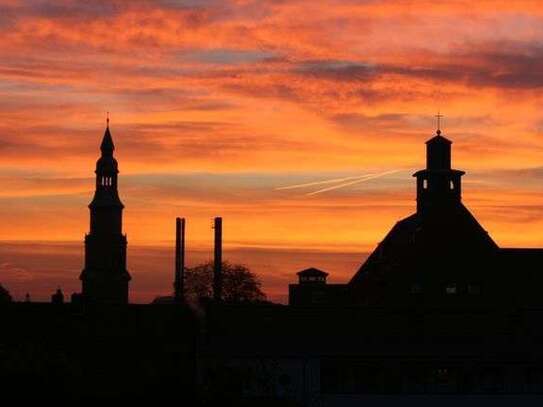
[423, 179, 428, 190]
[450, 180, 454, 190]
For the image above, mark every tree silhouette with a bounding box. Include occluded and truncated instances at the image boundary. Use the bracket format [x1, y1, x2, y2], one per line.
[185, 261, 266, 303]
[0, 283, 12, 303]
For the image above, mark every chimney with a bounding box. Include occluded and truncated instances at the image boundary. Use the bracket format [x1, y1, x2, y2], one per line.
[213, 217, 222, 302]
[174, 217, 185, 303]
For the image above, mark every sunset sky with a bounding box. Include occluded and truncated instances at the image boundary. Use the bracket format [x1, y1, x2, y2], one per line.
[1, 0, 543, 303]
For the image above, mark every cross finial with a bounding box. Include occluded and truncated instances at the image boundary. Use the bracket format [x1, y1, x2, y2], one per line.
[435, 111, 443, 135]
[106, 111, 110, 128]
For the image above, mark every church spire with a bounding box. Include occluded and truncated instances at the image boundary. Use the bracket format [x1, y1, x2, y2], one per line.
[80, 122, 130, 304]
[100, 113, 114, 155]
[92, 120, 122, 207]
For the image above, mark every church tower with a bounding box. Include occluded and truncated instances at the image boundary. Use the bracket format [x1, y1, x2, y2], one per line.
[80, 120, 131, 303]
[413, 129, 465, 214]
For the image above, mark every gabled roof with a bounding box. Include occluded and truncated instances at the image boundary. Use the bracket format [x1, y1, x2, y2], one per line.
[297, 268, 329, 277]
[349, 203, 499, 288]
[349, 213, 418, 286]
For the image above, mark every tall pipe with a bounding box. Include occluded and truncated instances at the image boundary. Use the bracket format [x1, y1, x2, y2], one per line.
[213, 217, 222, 302]
[174, 217, 185, 303]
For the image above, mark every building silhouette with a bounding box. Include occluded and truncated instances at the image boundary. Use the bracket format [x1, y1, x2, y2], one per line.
[6, 123, 543, 403]
[289, 268, 347, 306]
[196, 128, 543, 402]
[289, 128, 543, 308]
[80, 122, 131, 303]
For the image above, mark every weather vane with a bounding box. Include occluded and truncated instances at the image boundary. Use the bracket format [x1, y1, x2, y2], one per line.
[435, 110, 443, 135]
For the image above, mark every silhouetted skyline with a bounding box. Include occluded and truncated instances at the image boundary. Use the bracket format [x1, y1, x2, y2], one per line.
[4, 128, 543, 401]
[5, 2, 543, 403]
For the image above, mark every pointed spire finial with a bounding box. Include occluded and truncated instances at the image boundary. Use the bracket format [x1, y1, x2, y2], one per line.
[100, 116, 115, 155]
[435, 110, 443, 135]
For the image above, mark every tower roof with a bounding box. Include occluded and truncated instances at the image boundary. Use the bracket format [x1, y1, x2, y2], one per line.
[297, 268, 329, 277]
[426, 131, 452, 145]
[100, 126, 115, 155]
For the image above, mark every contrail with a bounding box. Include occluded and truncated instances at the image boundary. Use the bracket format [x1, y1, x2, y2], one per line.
[305, 170, 400, 196]
[275, 173, 377, 191]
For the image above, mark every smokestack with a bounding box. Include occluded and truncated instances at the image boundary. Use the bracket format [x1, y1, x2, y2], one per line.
[213, 217, 222, 302]
[174, 217, 185, 303]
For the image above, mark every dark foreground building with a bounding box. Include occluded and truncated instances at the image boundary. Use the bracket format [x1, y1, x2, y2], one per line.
[0, 302, 197, 402]
[290, 129, 543, 309]
[200, 129, 543, 404]
[3, 126, 543, 405]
